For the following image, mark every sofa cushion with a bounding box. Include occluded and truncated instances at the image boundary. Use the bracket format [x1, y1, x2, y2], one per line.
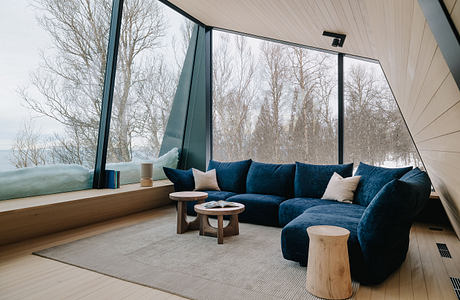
[246, 162, 295, 197]
[305, 203, 366, 219]
[207, 159, 252, 193]
[186, 191, 237, 216]
[294, 162, 353, 198]
[321, 172, 361, 203]
[281, 211, 365, 279]
[227, 193, 286, 226]
[163, 167, 194, 191]
[353, 162, 412, 206]
[278, 198, 338, 227]
[400, 168, 431, 217]
[192, 168, 220, 191]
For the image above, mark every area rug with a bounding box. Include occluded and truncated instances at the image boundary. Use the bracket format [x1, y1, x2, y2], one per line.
[35, 206, 359, 300]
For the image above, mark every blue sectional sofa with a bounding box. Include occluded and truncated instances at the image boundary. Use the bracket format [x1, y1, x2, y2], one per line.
[164, 159, 431, 284]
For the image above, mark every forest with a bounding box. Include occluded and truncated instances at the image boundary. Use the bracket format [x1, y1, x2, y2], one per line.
[10, 0, 421, 170]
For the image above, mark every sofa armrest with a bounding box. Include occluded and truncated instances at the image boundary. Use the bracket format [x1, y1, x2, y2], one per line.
[357, 179, 418, 284]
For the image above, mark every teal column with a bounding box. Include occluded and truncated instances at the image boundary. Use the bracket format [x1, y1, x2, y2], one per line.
[160, 25, 211, 171]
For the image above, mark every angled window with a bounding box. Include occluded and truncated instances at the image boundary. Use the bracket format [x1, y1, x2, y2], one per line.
[344, 57, 422, 168]
[105, 0, 194, 184]
[0, 0, 110, 199]
[212, 30, 338, 164]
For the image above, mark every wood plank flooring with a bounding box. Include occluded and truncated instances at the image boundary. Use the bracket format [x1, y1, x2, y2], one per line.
[0, 205, 459, 300]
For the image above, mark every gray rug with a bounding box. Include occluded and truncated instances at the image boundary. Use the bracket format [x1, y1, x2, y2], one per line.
[35, 206, 359, 300]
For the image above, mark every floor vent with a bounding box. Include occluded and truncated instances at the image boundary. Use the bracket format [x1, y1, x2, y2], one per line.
[429, 227, 443, 231]
[450, 277, 460, 299]
[436, 243, 452, 258]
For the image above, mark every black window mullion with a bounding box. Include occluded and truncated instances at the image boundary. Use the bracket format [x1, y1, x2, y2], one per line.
[93, 0, 124, 188]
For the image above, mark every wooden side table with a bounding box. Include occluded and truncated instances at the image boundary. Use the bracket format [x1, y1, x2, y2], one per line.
[306, 225, 352, 299]
[169, 191, 208, 234]
[194, 203, 245, 244]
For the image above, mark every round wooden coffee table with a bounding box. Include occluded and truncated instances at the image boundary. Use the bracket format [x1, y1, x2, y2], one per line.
[194, 203, 245, 244]
[306, 225, 352, 299]
[169, 191, 208, 234]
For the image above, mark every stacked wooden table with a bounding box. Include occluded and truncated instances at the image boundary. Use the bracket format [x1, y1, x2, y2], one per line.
[169, 191, 245, 244]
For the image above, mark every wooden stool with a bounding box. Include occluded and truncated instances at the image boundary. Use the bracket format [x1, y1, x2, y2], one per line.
[306, 225, 352, 299]
[169, 191, 208, 234]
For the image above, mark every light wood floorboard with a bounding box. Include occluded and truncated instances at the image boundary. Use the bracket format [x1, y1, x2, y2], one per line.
[0, 205, 459, 300]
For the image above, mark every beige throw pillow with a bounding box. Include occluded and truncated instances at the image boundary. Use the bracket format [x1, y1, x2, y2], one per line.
[321, 172, 361, 203]
[192, 168, 220, 191]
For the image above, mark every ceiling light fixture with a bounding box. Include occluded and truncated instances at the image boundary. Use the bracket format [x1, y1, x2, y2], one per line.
[322, 31, 346, 47]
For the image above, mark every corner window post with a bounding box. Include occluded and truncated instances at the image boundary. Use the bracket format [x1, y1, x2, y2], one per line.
[93, 0, 124, 188]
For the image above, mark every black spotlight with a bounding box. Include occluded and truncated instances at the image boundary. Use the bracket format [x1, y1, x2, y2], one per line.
[322, 31, 346, 47]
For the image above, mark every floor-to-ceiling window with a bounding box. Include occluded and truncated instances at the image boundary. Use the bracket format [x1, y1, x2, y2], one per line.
[212, 30, 338, 164]
[344, 56, 422, 167]
[104, 0, 193, 184]
[0, 0, 111, 199]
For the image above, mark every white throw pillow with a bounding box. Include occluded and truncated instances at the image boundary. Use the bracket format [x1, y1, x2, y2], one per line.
[321, 172, 361, 203]
[192, 168, 220, 191]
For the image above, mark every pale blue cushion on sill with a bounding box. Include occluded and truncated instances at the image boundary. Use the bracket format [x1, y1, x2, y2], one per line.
[107, 147, 179, 185]
[0, 164, 92, 200]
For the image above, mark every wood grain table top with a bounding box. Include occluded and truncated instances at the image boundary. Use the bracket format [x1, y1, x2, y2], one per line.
[169, 191, 208, 201]
[194, 203, 245, 216]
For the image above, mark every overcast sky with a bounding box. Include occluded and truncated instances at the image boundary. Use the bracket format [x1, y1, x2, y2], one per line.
[0, 0, 186, 151]
[0, 0, 56, 150]
[0, 0, 381, 152]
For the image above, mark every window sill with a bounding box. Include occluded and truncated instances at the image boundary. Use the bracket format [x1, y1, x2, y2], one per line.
[0, 180, 174, 246]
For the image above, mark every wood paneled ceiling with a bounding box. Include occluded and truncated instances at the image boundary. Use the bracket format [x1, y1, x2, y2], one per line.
[168, 0, 460, 238]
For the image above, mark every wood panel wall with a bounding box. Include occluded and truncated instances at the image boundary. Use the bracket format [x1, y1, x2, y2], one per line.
[169, 0, 460, 237]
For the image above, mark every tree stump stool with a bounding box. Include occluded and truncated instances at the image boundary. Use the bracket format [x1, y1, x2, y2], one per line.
[306, 225, 352, 299]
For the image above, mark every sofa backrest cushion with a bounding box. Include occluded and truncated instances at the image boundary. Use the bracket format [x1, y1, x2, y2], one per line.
[246, 162, 295, 197]
[163, 167, 194, 191]
[354, 162, 412, 206]
[399, 167, 431, 217]
[207, 159, 252, 193]
[294, 162, 353, 198]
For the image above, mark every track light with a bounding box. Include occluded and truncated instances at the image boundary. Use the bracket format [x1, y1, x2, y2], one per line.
[322, 31, 346, 47]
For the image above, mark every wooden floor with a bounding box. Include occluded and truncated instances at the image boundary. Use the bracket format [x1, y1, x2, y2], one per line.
[0, 205, 459, 300]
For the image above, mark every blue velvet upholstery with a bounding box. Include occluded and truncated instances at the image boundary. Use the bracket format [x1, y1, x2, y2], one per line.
[357, 169, 431, 284]
[207, 159, 252, 193]
[353, 162, 412, 206]
[305, 203, 366, 219]
[246, 162, 295, 197]
[294, 162, 353, 198]
[227, 193, 286, 226]
[163, 167, 194, 191]
[280, 167, 431, 284]
[186, 190, 237, 216]
[278, 198, 338, 227]
[281, 209, 365, 279]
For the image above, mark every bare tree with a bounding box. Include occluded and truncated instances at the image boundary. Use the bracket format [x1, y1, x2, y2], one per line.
[19, 0, 180, 168]
[213, 34, 257, 161]
[10, 121, 47, 168]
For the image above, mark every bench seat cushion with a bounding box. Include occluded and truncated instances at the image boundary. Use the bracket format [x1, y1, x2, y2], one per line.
[281, 210, 365, 280]
[278, 198, 338, 226]
[227, 193, 286, 226]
